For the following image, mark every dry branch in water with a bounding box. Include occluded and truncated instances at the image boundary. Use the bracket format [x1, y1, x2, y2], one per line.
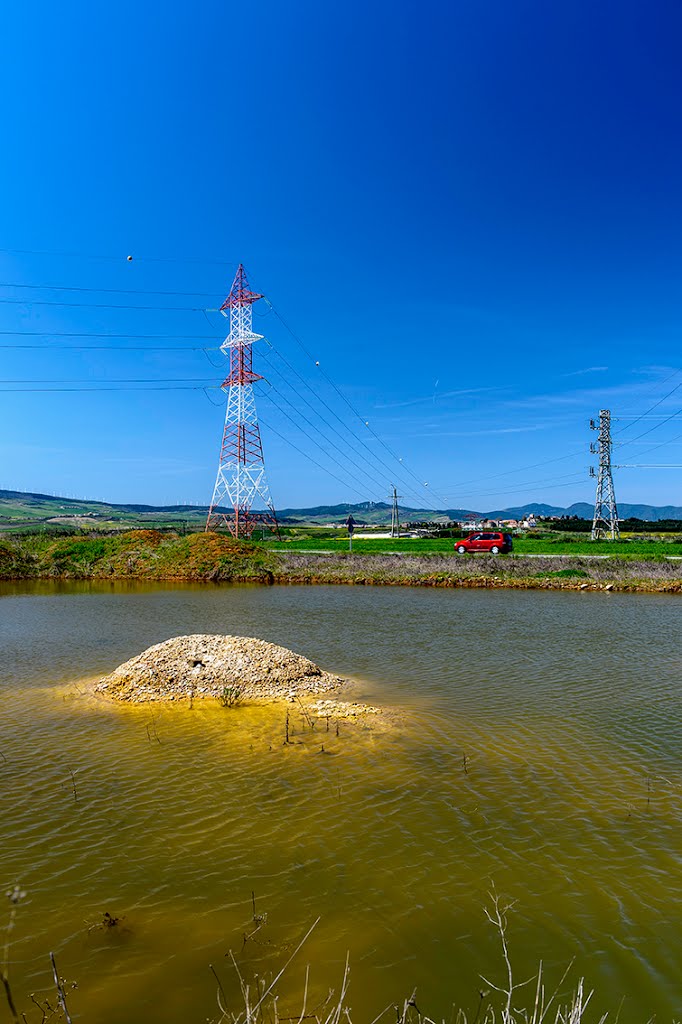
[209, 895, 607, 1024]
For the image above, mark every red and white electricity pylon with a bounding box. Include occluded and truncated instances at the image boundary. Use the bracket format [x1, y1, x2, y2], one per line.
[205, 264, 280, 538]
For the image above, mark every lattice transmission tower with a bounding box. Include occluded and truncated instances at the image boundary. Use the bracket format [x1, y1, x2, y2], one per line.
[205, 264, 280, 538]
[589, 409, 619, 540]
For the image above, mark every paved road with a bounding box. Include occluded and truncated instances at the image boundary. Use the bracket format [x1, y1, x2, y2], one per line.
[283, 549, 682, 561]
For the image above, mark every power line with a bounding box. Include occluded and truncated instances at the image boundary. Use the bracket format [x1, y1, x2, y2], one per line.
[0, 384, 219, 393]
[264, 300, 598, 508]
[0, 344, 219, 351]
[613, 377, 682, 436]
[461, 477, 590, 502]
[0, 377, 217, 383]
[0, 280, 227, 299]
[611, 426, 682, 463]
[439, 400, 680, 503]
[0, 296, 219, 312]
[259, 415, 371, 503]
[264, 297, 447, 511]
[261, 384, 390, 503]
[260, 351, 431, 507]
[262, 397, 384, 501]
[438, 372, 682, 497]
[440, 445, 589, 493]
[260, 326, 441, 509]
[211, 290, 438, 508]
[616, 406, 682, 446]
[0, 269, 433, 506]
[439, 470, 587, 503]
[0, 330, 217, 338]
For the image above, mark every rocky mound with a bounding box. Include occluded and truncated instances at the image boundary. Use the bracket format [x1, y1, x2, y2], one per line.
[95, 634, 345, 703]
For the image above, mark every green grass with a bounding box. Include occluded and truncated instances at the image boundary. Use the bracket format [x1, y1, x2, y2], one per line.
[262, 535, 682, 558]
[0, 530, 277, 581]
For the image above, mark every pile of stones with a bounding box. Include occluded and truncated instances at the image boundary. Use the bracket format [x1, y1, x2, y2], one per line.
[95, 634, 345, 703]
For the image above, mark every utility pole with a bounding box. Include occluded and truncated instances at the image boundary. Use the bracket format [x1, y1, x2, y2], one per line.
[206, 264, 280, 538]
[590, 409, 619, 540]
[389, 485, 401, 539]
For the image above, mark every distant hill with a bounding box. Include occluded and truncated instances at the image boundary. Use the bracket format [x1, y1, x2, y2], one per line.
[0, 489, 209, 515]
[277, 502, 481, 524]
[486, 503, 569, 519]
[604, 503, 682, 521]
[486, 501, 682, 522]
[2, 489, 682, 526]
[0, 489, 215, 526]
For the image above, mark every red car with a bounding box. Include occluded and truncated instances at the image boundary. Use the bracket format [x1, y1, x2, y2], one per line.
[454, 531, 513, 555]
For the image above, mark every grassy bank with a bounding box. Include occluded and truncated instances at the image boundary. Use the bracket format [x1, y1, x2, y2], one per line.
[2, 529, 682, 593]
[0, 530, 278, 583]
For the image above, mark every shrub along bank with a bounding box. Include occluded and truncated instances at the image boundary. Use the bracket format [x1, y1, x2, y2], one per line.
[0, 530, 277, 583]
[2, 529, 682, 593]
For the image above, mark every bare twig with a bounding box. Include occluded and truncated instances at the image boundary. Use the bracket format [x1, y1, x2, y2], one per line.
[296, 964, 310, 1024]
[49, 952, 73, 1024]
[296, 698, 316, 731]
[1, 886, 25, 1024]
[482, 888, 517, 1020]
[232, 918, 321, 1024]
[68, 768, 79, 805]
[210, 962, 229, 1019]
[1, 974, 19, 1024]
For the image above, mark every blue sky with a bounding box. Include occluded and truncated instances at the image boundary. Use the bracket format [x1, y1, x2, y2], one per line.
[1, 0, 681, 512]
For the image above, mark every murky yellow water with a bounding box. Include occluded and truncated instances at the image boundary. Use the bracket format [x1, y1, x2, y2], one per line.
[1, 583, 681, 1022]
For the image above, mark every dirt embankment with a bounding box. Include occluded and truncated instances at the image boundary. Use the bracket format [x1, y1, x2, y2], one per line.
[272, 551, 682, 594]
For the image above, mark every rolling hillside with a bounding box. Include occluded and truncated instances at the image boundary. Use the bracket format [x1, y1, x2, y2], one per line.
[2, 488, 682, 529]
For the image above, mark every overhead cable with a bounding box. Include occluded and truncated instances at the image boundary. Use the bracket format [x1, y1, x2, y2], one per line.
[260, 350, 432, 507]
[440, 445, 589, 494]
[614, 406, 682, 447]
[0, 330, 217, 339]
[264, 297, 446, 510]
[0, 377, 218, 384]
[259, 415, 372, 503]
[0, 344, 219, 351]
[260, 323, 442, 510]
[0, 280, 226, 299]
[0, 384, 218, 392]
[262, 384, 396, 504]
[0, 297, 218, 312]
[613, 378, 682, 436]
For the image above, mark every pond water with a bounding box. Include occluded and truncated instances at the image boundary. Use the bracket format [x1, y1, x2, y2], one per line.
[1, 582, 681, 1023]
